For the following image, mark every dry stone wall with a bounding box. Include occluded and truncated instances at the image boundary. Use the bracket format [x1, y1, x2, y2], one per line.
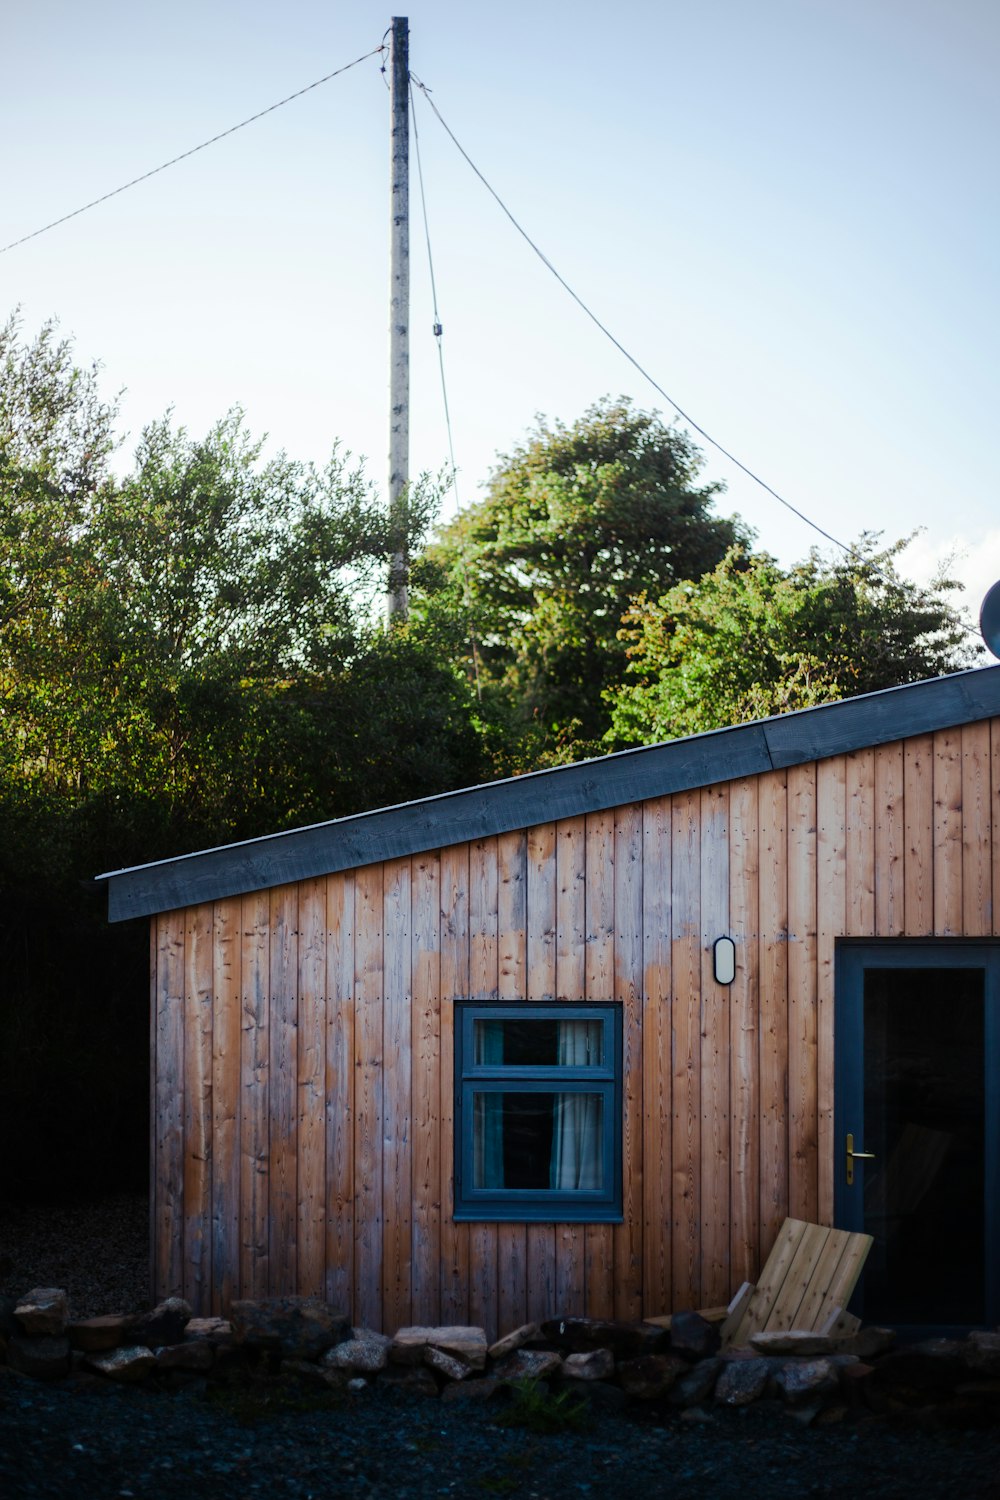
[3, 1286, 1000, 1428]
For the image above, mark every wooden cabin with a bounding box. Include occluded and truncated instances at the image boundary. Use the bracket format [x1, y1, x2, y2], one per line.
[98, 667, 1000, 1337]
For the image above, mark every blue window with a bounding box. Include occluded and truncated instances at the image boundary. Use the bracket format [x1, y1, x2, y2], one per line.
[454, 1002, 623, 1223]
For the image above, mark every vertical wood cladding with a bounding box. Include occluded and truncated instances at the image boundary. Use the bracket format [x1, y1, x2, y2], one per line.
[151, 723, 999, 1334]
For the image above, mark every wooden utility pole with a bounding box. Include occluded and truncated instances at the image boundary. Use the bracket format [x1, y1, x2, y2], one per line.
[387, 15, 410, 623]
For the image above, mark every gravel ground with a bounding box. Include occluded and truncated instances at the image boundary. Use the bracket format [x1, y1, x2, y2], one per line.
[3, 1371, 1000, 1500]
[0, 1197, 150, 1318]
[2, 1199, 1000, 1499]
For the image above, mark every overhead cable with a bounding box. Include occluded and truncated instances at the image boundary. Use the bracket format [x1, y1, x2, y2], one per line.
[0, 46, 385, 257]
[407, 72, 850, 553]
[410, 83, 459, 509]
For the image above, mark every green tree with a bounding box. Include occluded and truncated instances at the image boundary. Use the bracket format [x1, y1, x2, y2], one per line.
[0, 314, 117, 582]
[0, 318, 485, 1199]
[0, 374, 481, 861]
[423, 398, 746, 764]
[605, 537, 977, 747]
[70, 410, 398, 846]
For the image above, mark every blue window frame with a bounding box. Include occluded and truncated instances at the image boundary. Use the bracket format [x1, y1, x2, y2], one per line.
[454, 1001, 623, 1223]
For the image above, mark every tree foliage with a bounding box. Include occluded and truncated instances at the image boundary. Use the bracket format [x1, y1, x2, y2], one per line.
[423, 398, 746, 762]
[0, 317, 484, 1200]
[0, 316, 984, 1201]
[605, 539, 978, 747]
[0, 321, 481, 867]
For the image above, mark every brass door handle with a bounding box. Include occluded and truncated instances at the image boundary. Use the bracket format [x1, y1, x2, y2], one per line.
[846, 1132, 876, 1186]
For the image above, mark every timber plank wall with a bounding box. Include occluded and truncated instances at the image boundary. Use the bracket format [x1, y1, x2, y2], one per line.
[151, 722, 1000, 1337]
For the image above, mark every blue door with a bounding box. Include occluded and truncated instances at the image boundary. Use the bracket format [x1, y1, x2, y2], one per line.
[835, 940, 1000, 1331]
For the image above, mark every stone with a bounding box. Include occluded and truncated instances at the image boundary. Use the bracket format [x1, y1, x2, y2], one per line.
[575, 1379, 628, 1413]
[842, 1326, 896, 1361]
[679, 1405, 714, 1424]
[493, 1348, 563, 1383]
[715, 1357, 771, 1406]
[390, 1325, 488, 1370]
[750, 1330, 837, 1357]
[68, 1315, 131, 1353]
[785, 1401, 823, 1426]
[669, 1310, 721, 1362]
[86, 1345, 157, 1383]
[956, 1380, 1000, 1398]
[540, 1317, 666, 1361]
[670, 1356, 723, 1408]
[425, 1346, 472, 1382]
[617, 1353, 688, 1400]
[488, 1323, 539, 1362]
[281, 1357, 330, 1387]
[14, 1288, 69, 1337]
[441, 1375, 501, 1404]
[230, 1297, 350, 1360]
[932, 1393, 1000, 1428]
[838, 1361, 875, 1404]
[322, 1329, 391, 1375]
[7, 1334, 71, 1380]
[874, 1340, 967, 1392]
[773, 1357, 839, 1405]
[562, 1348, 614, 1381]
[347, 1377, 368, 1393]
[184, 1317, 233, 1345]
[815, 1404, 849, 1426]
[380, 1364, 439, 1398]
[965, 1331, 1000, 1375]
[155, 1341, 214, 1371]
[130, 1298, 192, 1348]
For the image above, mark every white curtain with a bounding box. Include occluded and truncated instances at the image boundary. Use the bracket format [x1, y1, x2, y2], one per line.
[550, 1020, 603, 1190]
[473, 1021, 505, 1188]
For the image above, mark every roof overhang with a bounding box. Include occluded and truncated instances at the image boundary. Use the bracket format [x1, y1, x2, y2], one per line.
[97, 665, 1000, 922]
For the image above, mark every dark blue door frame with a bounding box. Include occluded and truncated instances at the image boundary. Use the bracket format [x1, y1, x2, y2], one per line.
[834, 939, 1000, 1330]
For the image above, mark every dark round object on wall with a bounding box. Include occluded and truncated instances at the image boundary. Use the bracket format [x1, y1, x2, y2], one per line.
[981, 580, 1000, 659]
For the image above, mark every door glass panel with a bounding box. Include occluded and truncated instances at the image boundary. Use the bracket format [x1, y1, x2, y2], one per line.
[863, 967, 985, 1324]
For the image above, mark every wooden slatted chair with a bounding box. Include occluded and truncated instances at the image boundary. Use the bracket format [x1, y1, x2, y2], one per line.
[646, 1218, 874, 1347]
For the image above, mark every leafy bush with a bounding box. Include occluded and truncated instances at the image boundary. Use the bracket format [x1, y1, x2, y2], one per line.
[493, 1377, 588, 1434]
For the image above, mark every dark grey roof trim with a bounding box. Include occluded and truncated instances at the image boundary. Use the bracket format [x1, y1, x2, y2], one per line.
[98, 665, 1000, 922]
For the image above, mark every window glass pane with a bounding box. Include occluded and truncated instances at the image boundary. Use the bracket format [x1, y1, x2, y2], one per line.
[472, 1092, 604, 1191]
[473, 1018, 603, 1067]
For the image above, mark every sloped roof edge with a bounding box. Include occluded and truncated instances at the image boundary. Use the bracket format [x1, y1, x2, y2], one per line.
[98, 665, 1000, 922]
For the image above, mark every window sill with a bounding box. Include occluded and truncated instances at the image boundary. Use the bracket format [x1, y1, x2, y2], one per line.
[452, 1208, 624, 1225]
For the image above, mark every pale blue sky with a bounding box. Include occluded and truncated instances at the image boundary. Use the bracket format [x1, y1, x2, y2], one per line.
[3, 0, 998, 621]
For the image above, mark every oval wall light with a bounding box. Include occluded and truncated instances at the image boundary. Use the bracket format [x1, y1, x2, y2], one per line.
[713, 936, 736, 985]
